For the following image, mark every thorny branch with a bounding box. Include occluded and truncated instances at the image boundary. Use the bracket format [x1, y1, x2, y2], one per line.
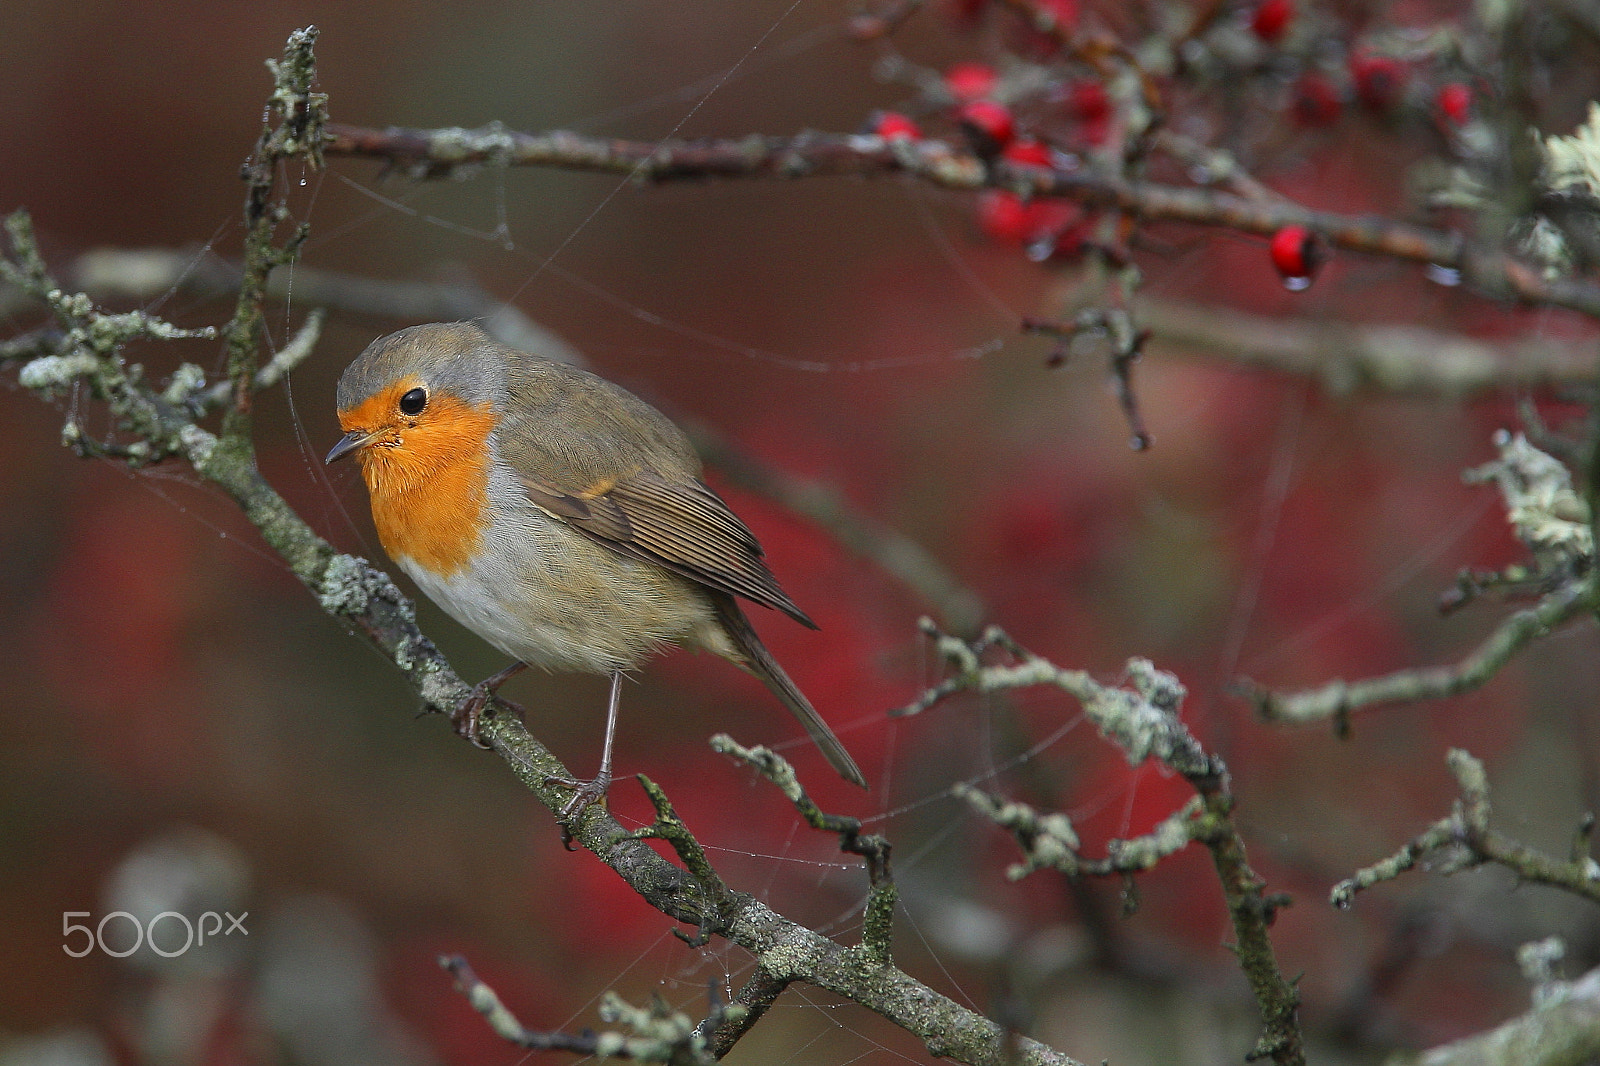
[905, 622, 1304, 1066]
[1330, 749, 1600, 910]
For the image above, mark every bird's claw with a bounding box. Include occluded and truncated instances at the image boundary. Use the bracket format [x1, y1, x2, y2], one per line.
[450, 663, 529, 749]
[548, 771, 613, 849]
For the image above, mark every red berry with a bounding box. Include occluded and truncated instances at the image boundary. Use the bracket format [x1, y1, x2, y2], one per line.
[979, 190, 1033, 245]
[1067, 80, 1110, 124]
[1251, 0, 1292, 43]
[872, 110, 921, 141]
[1350, 52, 1407, 112]
[1269, 225, 1321, 286]
[1436, 82, 1471, 126]
[1001, 137, 1052, 167]
[944, 62, 997, 104]
[958, 98, 1017, 154]
[1291, 72, 1342, 127]
[977, 190, 1079, 252]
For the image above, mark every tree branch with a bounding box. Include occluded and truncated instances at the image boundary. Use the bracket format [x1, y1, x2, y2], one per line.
[321, 122, 1600, 319]
[1242, 431, 1599, 730]
[907, 622, 1304, 1066]
[1331, 749, 1600, 910]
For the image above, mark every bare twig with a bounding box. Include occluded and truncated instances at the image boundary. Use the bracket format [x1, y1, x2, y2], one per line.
[1331, 749, 1600, 910]
[955, 786, 1204, 882]
[1132, 298, 1600, 397]
[1239, 581, 1592, 729]
[711, 736, 896, 967]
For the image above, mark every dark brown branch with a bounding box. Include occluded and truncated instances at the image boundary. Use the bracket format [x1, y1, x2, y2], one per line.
[694, 966, 790, 1059]
[321, 122, 1600, 319]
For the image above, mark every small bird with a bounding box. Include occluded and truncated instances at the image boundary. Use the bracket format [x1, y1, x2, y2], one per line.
[327, 322, 866, 819]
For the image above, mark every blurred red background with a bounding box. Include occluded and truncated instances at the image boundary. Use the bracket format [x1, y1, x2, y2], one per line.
[4, 2, 1598, 1064]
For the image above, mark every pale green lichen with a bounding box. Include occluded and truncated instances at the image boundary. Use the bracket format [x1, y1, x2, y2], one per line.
[317, 552, 371, 615]
[177, 424, 217, 469]
[1465, 431, 1593, 565]
[1541, 102, 1600, 198]
[162, 363, 208, 406]
[18, 352, 101, 390]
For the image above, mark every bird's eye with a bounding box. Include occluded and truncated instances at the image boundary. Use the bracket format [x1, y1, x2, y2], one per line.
[398, 387, 428, 415]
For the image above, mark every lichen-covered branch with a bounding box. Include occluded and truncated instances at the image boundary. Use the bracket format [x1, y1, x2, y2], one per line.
[1129, 298, 1600, 397]
[712, 736, 896, 964]
[1244, 431, 1599, 729]
[910, 623, 1303, 1066]
[321, 122, 1600, 319]
[1412, 962, 1600, 1066]
[955, 785, 1203, 881]
[222, 26, 324, 441]
[1240, 582, 1592, 729]
[442, 955, 728, 1063]
[1331, 749, 1600, 910]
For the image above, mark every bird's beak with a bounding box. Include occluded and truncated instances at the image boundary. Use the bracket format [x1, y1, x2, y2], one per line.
[325, 429, 378, 464]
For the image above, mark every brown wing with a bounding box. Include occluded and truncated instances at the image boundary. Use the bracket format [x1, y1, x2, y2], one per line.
[494, 352, 814, 628]
[520, 469, 817, 629]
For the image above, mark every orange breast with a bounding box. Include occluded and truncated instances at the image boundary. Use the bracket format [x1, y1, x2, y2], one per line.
[342, 386, 499, 577]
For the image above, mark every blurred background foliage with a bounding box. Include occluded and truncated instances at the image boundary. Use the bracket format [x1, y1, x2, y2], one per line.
[2, 1, 1598, 1063]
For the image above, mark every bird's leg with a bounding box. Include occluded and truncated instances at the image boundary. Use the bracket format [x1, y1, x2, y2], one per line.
[552, 670, 622, 843]
[453, 660, 529, 748]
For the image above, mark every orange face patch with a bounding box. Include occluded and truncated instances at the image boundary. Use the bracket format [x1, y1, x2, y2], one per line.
[339, 379, 498, 577]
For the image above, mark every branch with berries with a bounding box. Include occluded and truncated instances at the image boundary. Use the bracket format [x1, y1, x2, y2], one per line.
[323, 121, 1600, 319]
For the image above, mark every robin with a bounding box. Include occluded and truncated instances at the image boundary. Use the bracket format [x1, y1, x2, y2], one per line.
[326, 322, 867, 819]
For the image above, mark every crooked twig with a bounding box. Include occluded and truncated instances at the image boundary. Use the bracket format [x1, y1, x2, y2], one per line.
[1331, 749, 1600, 910]
[910, 622, 1304, 1066]
[442, 955, 729, 1064]
[1243, 430, 1599, 731]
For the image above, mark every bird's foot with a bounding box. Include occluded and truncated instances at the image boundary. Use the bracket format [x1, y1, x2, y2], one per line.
[548, 769, 613, 849]
[452, 662, 529, 749]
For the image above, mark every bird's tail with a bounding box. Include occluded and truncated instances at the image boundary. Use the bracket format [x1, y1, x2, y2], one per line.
[709, 593, 867, 789]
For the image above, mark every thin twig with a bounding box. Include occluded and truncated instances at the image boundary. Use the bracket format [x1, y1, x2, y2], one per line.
[912, 623, 1304, 1066]
[441, 955, 726, 1063]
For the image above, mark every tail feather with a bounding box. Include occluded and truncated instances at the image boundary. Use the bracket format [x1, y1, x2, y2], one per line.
[709, 593, 868, 789]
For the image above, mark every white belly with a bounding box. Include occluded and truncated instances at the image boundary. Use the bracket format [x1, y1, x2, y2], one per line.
[396, 488, 721, 675]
